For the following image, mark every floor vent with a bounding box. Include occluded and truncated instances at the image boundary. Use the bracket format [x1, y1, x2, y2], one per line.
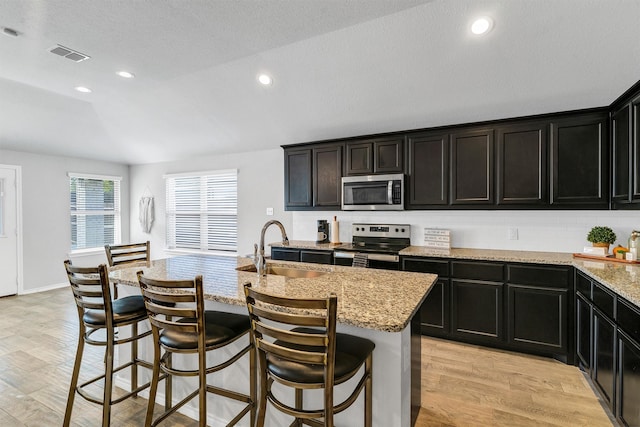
[48, 45, 90, 62]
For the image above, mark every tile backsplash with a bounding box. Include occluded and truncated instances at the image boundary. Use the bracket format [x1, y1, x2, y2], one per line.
[291, 210, 640, 253]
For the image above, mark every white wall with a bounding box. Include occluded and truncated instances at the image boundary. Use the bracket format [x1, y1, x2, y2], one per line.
[0, 149, 129, 292]
[129, 148, 291, 259]
[292, 209, 640, 254]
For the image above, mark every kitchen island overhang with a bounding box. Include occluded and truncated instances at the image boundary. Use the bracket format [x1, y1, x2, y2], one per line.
[110, 255, 436, 427]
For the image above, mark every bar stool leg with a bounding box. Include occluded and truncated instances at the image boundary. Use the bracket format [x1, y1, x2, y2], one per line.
[365, 355, 373, 427]
[103, 336, 115, 427]
[131, 323, 139, 396]
[293, 389, 303, 427]
[145, 336, 162, 427]
[250, 346, 257, 427]
[63, 322, 85, 427]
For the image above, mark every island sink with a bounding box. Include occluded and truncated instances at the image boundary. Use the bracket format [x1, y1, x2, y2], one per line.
[237, 264, 328, 278]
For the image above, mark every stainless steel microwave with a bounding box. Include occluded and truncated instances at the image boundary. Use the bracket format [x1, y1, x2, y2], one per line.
[341, 174, 404, 210]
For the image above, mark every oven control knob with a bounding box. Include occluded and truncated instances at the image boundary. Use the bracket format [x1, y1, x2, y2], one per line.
[401, 228, 405, 232]
[395, 228, 399, 232]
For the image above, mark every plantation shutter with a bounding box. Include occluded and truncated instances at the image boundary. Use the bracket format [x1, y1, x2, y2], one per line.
[165, 169, 237, 252]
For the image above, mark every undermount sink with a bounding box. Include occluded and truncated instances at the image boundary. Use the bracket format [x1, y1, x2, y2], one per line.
[237, 265, 328, 278]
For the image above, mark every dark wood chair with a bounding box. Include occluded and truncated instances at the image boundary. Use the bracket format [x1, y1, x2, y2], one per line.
[243, 282, 374, 427]
[63, 260, 153, 427]
[137, 271, 255, 427]
[105, 241, 150, 299]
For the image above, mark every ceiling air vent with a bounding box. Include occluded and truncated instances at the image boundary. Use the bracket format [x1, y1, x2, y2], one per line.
[48, 45, 90, 62]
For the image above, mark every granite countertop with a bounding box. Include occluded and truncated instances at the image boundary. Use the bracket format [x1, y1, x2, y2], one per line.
[271, 241, 640, 307]
[109, 254, 436, 333]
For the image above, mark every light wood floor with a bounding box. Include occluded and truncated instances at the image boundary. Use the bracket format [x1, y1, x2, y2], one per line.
[0, 288, 615, 426]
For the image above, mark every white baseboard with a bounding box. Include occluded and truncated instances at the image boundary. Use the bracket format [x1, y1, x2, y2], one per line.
[20, 282, 67, 295]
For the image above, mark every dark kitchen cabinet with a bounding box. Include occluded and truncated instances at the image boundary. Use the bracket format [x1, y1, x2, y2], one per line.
[618, 331, 640, 427]
[313, 144, 343, 208]
[406, 132, 449, 207]
[550, 112, 609, 208]
[271, 247, 301, 262]
[450, 127, 494, 205]
[345, 137, 404, 176]
[505, 264, 571, 357]
[576, 292, 593, 371]
[593, 307, 617, 410]
[284, 148, 312, 209]
[633, 96, 640, 201]
[496, 122, 547, 205]
[612, 104, 632, 203]
[401, 257, 450, 336]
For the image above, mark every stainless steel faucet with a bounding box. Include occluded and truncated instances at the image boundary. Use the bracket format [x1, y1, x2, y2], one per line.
[256, 220, 289, 276]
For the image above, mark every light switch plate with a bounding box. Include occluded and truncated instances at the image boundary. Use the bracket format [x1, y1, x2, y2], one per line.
[507, 227, 518, 240]
[266, 207, 274, 216]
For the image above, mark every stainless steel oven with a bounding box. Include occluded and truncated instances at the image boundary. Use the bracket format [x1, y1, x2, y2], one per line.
[333, 223, 410, 270]
[341, 174, 404, 211]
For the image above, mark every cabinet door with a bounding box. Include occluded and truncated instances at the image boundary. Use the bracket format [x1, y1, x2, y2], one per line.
[451, 128, 494, 205]
[618, 331, 640, 427]
[420, 278, 450, 336]
[550, 112, 609, 207]
[406, 132, 449, 207]
[507, 284, 567, 354]
[576, 293, 592, 372]
[496, 122, 547, 205]
[313, 144, 343, 207]
[345, 141, 372, 175]
[374, 137, 404, 174]
[612, 104, 632, 202]
[593, 307, 616, 410]
[284, 148, 312, 209]
[451, 279, 503, 343]
[633, 95, 640, 200]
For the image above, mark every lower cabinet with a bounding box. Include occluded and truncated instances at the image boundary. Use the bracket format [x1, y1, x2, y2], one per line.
[402, 256, 572, 360]
[271, 247, 300, 262]
[618, 331, 640, 427]
[575, 270, 640, 426]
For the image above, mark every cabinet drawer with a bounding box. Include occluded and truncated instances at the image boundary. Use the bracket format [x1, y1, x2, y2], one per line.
[592, 282, 615, 319]
[300, 250, 333, 265]
[618, 298, 640, 344]
[402, 258, 450, 276]
[451, 261, 503, 281]
[576, 272, 592, 299]
[507, 264, 571, 288]
[271, 248, 300, 262]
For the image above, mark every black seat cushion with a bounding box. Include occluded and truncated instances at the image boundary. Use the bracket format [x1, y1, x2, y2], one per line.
[267, 327, 375, 385]
[83, 295, 147, 326]
[160, 311, 250, 350]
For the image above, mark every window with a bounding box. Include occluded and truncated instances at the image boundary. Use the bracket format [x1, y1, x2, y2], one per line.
[69, 173, 121, 250]
[165, 169, 237, 252]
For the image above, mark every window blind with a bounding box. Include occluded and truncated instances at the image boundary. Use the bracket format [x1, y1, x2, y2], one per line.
[70, 175, 121, 250]
[165, 170, 237, 252]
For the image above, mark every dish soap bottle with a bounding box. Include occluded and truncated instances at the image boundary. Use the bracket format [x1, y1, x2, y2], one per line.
[330, 216, 340, 244]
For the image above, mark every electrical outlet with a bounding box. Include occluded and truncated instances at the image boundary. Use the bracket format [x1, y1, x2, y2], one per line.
[266, 207, 274, 216]
[507, 227, 518, 240]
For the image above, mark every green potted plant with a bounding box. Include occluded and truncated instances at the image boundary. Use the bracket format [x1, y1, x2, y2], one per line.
[587, 226, 616, 253]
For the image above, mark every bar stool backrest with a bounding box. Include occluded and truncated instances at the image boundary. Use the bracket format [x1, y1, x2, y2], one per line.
[136, 273, 205, 346]
[64, 260, 114, 326]
[105, 241, 150, 267]
[244, 283, 338, 387]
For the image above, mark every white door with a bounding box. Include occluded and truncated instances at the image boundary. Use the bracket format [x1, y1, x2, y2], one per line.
[0, 167, 18, 297]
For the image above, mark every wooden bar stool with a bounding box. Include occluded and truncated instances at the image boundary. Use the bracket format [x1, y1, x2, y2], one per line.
[137, 272, 255, 427]
[243, 283, 375, 427]
[63, 260, 154, 427]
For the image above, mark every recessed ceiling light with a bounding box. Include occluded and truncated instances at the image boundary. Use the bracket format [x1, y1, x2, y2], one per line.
[471, 17, 493, 35]
[75, 86, 92, 93]
[116, 71, 135, 79]
[258, 74, 273, 86]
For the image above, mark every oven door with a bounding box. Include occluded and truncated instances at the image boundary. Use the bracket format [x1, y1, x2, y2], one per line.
[334, 251, 400, 270]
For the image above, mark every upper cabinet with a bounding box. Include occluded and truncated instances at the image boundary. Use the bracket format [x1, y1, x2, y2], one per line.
[450, 127, 494, 205]
[284, 143, 343, 211]
[345, 136, 404, 176]
[407, 131, 449, 207]
[612, 91, 640, 208]
[496, 121, 547, 205]
[550, 111, 609, 208]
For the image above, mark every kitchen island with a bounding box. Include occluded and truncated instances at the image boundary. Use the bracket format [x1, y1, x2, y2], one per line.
[110, 254, 436, 427]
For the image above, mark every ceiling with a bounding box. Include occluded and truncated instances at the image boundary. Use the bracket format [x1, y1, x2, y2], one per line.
[0, 0, 639, 165]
